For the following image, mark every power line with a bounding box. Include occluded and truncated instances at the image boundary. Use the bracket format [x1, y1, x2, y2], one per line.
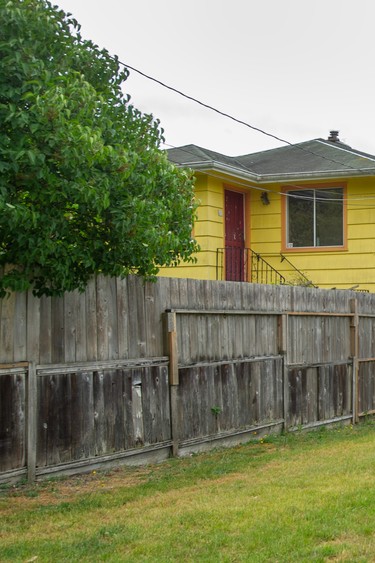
[80, 46, 375, 202]
[66, 29, 375, 177]
[122, 63, 291, 146]
[119, 60, 370, 175]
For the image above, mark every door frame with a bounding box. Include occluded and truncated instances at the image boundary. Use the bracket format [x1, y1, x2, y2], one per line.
[224, 188, 250, 281]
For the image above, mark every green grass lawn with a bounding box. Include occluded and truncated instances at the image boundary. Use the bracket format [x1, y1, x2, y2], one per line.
[2, 422, 375, 562]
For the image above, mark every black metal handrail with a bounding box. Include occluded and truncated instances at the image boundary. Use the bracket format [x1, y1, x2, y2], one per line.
[216, 248, 285, 285]
[251, 251, 286, 285]
[280, 253, 316, 287]
[216, 247, 250, 282]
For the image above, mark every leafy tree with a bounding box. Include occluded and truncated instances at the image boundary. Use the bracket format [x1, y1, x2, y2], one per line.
[0, 0, 198, 296]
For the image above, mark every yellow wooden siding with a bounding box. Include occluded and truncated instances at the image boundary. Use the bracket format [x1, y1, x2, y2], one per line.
[158, 174, 224, 280]
[263, 177, 375, 291]
[196, 205, 223, 222]
[159, 261, 216, 280]
[194, 220, 222, 238]
[349, 209, 375, 224]
[251, 228, 280, 244]
[250, 187, 282, 257]
[159, 171, 375, 291]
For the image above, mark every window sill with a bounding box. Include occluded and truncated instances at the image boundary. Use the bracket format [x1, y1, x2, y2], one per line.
[282, 245, 348, 253]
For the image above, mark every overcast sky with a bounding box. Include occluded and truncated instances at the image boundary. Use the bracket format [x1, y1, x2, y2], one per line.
[56, 0, 375, 157]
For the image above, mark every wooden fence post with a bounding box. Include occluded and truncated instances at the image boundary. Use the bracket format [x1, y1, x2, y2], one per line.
[166, 311, 179, 456]
[278, 314, 289, 432]
[27, 361, 37, 483]
[350, 299, 359, 424]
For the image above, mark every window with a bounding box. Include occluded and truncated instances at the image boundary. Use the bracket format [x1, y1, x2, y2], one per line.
[286, 187, 344, 248]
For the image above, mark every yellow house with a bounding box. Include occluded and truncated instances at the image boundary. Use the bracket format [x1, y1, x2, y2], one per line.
[163, 131, 375, 292]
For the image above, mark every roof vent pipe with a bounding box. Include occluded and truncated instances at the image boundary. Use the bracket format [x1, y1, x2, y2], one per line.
[328, 130, 340, 142]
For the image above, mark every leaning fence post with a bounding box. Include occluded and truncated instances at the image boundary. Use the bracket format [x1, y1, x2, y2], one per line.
[350, 299, 359, 424]
[27, 361, 37, 483]
[166, 311, 179, 456]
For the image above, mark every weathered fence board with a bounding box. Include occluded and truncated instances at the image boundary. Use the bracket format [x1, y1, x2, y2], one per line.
[358, 361, 375, 415]
[0, 368, 26, 472]
[2, 275, 375, 367]
[177, 358, 283, 442]
[176, 311, 279, 365]
[70, 371, 95, 459]
[33, 363, 170, 472]
[286, 363, 352, 429]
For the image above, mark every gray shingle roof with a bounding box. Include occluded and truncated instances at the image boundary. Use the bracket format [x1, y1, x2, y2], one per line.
[167, 138, 375, 182]
[167, 144, 249, 172]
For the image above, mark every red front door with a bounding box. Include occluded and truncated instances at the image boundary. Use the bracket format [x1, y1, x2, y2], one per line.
[225, 190, 245, 281]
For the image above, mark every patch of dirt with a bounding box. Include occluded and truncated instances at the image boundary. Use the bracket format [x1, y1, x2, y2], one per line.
[0, 465, 151, 509]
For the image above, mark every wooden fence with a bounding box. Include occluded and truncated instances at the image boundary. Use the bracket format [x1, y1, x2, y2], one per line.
[1, 276, 375, 482]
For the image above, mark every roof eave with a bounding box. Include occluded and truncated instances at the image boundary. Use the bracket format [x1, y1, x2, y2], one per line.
[176, 161, 375, 184]
[181, 160, 261, 182]
[259, 168, 375, 184]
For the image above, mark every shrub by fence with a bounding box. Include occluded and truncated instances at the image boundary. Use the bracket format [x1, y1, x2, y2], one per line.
[1, 276, 375, 482]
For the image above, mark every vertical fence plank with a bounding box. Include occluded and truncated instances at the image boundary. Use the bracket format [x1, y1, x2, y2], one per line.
[75, 292, 88, 362]
[27, 292, 41, 364]
[51, 297, 64, 364]
[96, 277, 110, 361]
[107, 278, 119, 361]
[93, 369, 106, 455]
[350, 299, 359, 423]
[14, 293, 27, 361]
[116, 277, 129, 360]
[141, 366, 169, 444]
[250, 361, 261, 424]
[144, 282, 159, 357]
[0, 367, 26, 474]
[0, 291, 15, 363]
[318, 366, 329, 422]
[39, 297, 52, 364]
[27, 363, 36, 481]
[127, 276, 146, 358]
[237, 362, 250, 427]
[64, 291, 78, 363]
[167, 310, 179, 455]
[279, 314, 289, 431]
[70, 371, 95, 459]
[306, 367, 318, 424]
[85, 278, 98, 361]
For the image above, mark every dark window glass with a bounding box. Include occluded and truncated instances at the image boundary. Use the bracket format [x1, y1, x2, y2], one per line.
[288, 190, 314, 247]
[316, 189, 343, 246]
[287, 188, 343, 248]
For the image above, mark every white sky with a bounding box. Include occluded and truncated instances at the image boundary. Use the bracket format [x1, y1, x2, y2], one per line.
[56, 0, 375, 157]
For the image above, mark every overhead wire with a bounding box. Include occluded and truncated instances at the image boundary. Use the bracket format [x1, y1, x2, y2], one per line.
[86, 50, 375, 204]
[64, 26, 375, 179]
[118, 60, 375, 175]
